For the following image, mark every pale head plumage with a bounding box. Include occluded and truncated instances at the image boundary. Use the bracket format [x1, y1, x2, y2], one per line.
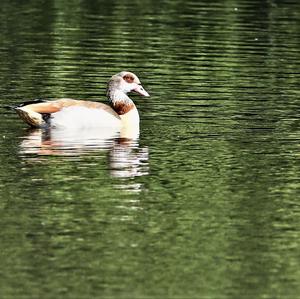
[106, 71, 149, 100]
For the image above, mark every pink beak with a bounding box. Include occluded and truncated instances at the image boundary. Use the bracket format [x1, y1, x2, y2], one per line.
[133, 84, 150, 97]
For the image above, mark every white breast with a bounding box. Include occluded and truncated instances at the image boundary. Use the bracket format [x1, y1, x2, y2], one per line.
[120, 108, 140, 127]
[119, 108, 140, 139]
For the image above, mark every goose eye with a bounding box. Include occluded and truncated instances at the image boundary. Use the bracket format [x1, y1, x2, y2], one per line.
[123, 75, 134, 83]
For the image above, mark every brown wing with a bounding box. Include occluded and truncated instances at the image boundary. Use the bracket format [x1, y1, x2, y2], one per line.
[53, 99, 120, 119]
[16, 98, 120, 127]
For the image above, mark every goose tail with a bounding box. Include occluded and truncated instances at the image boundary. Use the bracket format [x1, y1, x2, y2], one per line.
[12, 99, 48, 128]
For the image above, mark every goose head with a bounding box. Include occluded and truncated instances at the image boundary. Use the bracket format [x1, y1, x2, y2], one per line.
[107, 71, 150, 101]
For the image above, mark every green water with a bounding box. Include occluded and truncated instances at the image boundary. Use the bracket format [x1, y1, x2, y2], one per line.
[0, 0, 299, 298]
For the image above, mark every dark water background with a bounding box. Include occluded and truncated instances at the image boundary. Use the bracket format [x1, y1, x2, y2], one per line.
[0, 0, 299, 298]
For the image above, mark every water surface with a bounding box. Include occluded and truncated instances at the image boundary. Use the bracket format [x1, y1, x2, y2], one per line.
[0, 0, 299, 298]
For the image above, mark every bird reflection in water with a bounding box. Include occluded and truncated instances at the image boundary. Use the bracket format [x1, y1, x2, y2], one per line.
[109, 137, 149, 192]
[19, 128, 149, 192]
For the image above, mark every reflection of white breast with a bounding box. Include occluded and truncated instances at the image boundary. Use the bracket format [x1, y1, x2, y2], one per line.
[110, 143, 149, 179]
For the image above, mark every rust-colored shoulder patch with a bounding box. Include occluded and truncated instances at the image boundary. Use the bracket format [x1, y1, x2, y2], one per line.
[123, 75, 135, 83]
[112, 102, 135, 115]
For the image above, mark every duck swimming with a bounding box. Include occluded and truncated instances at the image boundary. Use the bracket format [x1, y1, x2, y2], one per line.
[14, 71, 149, 130]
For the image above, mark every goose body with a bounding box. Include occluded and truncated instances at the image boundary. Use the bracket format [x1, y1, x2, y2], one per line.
[14, 71, 149, 132]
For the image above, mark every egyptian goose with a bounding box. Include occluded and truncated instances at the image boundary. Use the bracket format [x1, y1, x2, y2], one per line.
[14, 71, 149, 130]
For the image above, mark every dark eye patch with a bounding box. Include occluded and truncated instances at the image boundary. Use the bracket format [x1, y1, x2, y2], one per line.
[123, 75, 134, 83]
